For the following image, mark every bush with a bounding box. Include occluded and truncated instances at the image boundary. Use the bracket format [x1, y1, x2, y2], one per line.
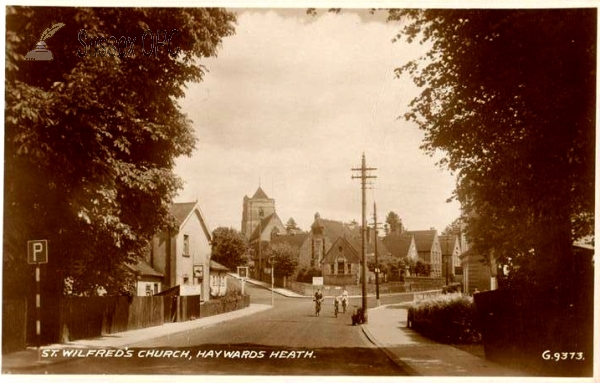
[442, 282, 462, 294]
[295, 267, 322, 283]
[407, 293, 481, 344]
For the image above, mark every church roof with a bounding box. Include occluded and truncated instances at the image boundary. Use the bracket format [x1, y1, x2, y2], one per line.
[252, 187, 269, 199]
[271, 232, 309, 250]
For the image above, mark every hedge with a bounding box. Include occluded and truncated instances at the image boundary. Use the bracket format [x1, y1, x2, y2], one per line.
[407, 293, 481, 344]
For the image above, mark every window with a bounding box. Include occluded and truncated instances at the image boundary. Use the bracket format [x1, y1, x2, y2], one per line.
[154, 283, 159, 294]
[183, 234, 190, 256]
[336, 256, 346, 275]
[145, 284, 152, 296]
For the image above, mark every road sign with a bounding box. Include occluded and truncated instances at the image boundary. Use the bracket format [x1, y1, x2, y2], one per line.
[27, 240, 48, 264]
[237, 266, 248, 279]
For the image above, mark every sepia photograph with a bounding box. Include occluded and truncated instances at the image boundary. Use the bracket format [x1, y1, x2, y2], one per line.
[2, 1, 597, 382]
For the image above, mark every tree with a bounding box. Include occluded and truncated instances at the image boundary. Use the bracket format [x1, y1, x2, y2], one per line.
[391, 9, 595, 290]
[285, 217, 300, 233]
[210, 227, 248, 271]
[414, 259, 432, 277]
[385, 211, 404, 235]
[4, 7, 237, 297]
[269, 242, 299, 279]
[442, 218, 462, 237]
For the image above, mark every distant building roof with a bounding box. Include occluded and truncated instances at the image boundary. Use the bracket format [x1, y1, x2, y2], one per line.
[310, 215, 388, 257]
[383, 234, 414, 258]
[407, 230, 437, 252]
[252, 187, 270, 199]
[439, 235, 459, 256]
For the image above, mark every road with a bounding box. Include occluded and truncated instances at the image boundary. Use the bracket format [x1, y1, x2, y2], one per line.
[25, 281, 409, 375]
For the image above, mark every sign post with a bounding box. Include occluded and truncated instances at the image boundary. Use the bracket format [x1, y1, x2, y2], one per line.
[237, 266, 248, 295]
[268, 257, 276, 307]
[27, 240, 48, 361]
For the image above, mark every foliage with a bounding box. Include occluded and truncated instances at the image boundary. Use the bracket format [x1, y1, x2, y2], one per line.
[384, 211, 404, 235]
[5, 7, 236, 297]
[295, 267, 322, 283]
[211, 227, 248, 271]
[4, 7, 237, 297]
[391, 9, 595, 290]
[441, 218, 462, 236]
[407, 293, 481, 343]
[413, 259, 431, 277]
[285, 218, 300, 233]
[269, 242, 299, 278]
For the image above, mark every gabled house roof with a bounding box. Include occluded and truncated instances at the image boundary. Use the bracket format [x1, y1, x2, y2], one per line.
[127, 260, 164, 278]
[210, 260, 230, 272]
[439, 235, 459, 256]
[322, 237, 361, 264]
[383, 234, 414, 258]
[407, 230, 437, 252]
[170, 201, 212, 241]
[171, 202, 197, 226]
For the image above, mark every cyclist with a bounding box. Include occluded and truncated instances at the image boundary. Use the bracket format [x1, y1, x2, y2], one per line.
[314, 289, 324, 317]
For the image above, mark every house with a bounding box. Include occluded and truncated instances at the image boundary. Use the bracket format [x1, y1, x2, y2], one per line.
[406, 230, 443, 277]
[321, 237, 361, 286]
[439, 234, 462, 281]
[127, 260, 164, 296]
[149, 201, 212, 301]
[296, 213, 388, 284]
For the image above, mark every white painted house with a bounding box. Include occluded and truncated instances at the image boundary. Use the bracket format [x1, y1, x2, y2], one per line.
[149, 201, 212, 301]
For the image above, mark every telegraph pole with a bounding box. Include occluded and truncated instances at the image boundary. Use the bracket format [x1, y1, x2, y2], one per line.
[352, 153, 376, 323]
[373, 202, 381, 307]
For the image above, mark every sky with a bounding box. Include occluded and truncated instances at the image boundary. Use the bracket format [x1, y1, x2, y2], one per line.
[174, 8, 461, 234]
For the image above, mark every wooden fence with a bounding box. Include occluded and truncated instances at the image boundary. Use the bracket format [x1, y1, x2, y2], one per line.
[4, 293, 250, 351]
[2, 298, 28, 354]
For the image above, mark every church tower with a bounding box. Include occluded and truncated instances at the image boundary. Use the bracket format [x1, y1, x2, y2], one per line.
[241, 186, 276, 239]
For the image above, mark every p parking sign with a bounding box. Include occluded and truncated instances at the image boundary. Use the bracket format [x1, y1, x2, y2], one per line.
[27, 240, 48, 264]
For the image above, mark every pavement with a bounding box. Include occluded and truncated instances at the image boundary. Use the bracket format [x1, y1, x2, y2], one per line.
[2, 277, 529, 376]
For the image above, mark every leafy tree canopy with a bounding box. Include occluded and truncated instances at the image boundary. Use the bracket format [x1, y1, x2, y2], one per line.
[211, 227, 248, 271]
[391, 9, 595, 289]
[269, 242, 299, 278]
[4, 7, 236, 297]
[441, 218, 462, 237]
[285, 217, 300, 233]
[385, 211, 404, 235]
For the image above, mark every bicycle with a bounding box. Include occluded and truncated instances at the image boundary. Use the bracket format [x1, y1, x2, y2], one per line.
[314, 299, 323, 317]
